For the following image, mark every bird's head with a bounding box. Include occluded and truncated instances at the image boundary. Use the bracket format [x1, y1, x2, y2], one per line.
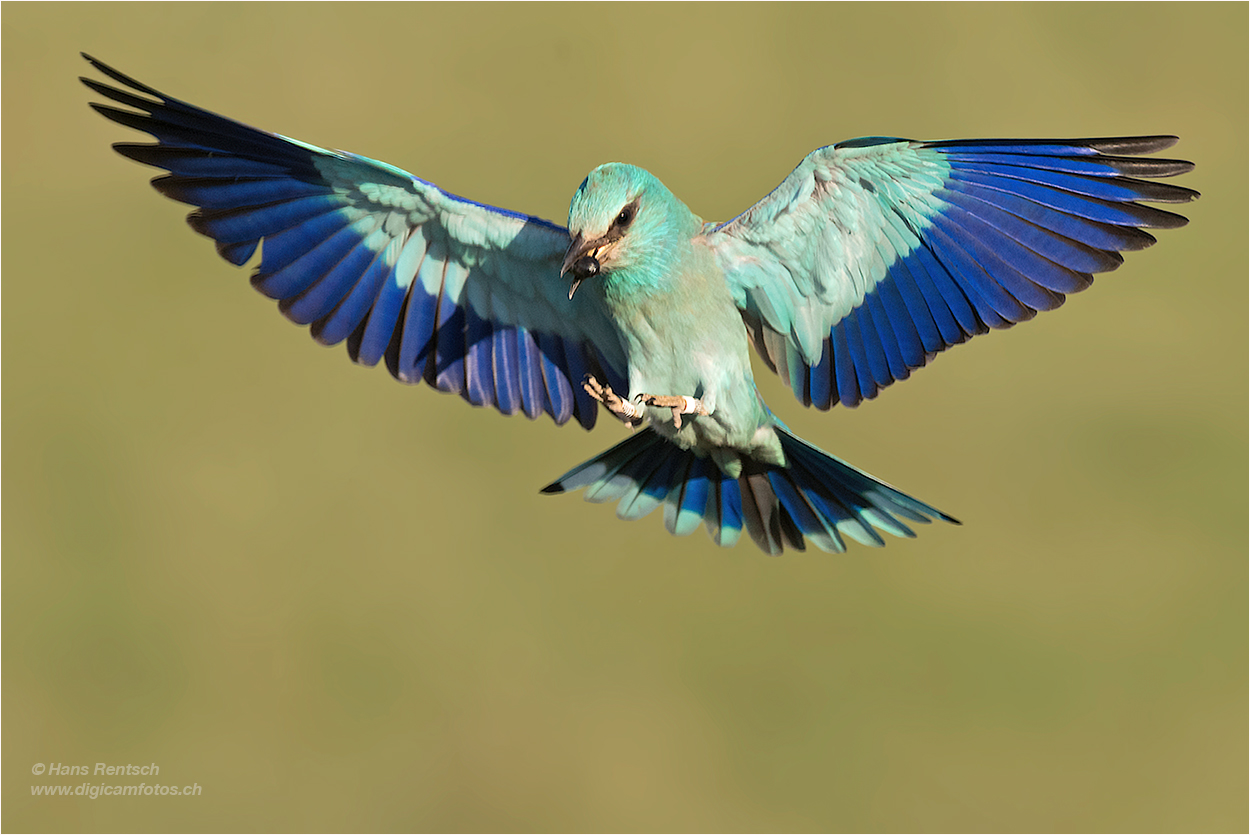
[562, 163, 676, 299]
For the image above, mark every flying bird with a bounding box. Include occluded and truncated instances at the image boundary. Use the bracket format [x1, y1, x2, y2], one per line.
[82, 55, 1198, 555]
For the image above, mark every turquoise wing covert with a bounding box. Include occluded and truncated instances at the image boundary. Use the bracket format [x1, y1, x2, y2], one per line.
[82, 55, 627, 429]
[708, 137, 1198, 408]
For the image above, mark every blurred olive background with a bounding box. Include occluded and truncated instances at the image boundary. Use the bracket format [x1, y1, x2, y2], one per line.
[4, 3, 1245, 832]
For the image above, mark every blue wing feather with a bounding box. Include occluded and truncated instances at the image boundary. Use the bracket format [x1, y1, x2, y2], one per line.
[83, 54, 626, 428]
[863, 290, 912, 381]
[536, 332, 574, 425]
[515, 328, 547, 420]
[280, 229, 385, 325]
[712, 136, 1196, 408]
[393, 278, 439, 384]
[491, 324, 522, 416]
[254, 217, 369, 299]
[463, 307, 495, 408]
[152, 175, 331, 209]
[354, 258, 410, 368]
[310, 247, 392, 346]
[927, 217, 1041, 320]
[935, 189, 1114, 277]
[807, 342, 833, 409]
[562, 342, 597, 431]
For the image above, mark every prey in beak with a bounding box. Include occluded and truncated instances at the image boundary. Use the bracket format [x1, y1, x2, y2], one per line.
[560, 232, 603, 300]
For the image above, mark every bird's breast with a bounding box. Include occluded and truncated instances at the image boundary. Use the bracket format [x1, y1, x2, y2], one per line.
[601, 258, 769, 455]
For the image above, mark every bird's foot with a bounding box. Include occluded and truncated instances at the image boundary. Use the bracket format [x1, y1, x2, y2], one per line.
[635, 393, 709, 430]
[583, 375, 644, 428]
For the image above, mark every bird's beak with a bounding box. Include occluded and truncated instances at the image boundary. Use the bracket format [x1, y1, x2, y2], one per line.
[560, 232, 604, 300]
[560, 233, 589, 278]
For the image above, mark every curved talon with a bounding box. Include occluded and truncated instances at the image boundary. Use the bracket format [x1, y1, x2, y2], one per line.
[636, 393, 709, 430]
[583, 374, 644, 428]
[584, 375, 710, 430]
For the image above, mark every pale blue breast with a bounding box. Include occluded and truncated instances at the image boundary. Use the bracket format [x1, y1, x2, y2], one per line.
[603, 247, 769, 453]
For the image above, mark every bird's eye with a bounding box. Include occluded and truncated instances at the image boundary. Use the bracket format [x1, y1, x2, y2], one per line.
[615, 206, 634, 228]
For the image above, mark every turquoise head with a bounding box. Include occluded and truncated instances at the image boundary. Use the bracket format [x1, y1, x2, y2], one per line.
[560, 163, 697, 299]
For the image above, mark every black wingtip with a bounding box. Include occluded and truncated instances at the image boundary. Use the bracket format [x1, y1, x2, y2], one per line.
[1085, 135, 1179, 155]
[79, 53, 166, 100]
[539, 483, 565, 495]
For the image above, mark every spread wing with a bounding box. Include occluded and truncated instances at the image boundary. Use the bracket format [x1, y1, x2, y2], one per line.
[707, 136, 1197, 408]
[82, 54, 627, 429]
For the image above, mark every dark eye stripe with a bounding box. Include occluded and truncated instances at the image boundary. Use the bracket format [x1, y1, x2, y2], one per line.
[612, 198, 640, 234]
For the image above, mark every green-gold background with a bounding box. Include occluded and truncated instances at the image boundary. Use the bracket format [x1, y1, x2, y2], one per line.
[4, 3, 1245, 831]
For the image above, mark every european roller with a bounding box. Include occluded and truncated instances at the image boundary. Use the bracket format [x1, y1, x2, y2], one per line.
[83, 56, 1197, 555]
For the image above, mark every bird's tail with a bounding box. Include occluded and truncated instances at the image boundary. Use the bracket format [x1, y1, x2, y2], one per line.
[541, 427, 958, 555]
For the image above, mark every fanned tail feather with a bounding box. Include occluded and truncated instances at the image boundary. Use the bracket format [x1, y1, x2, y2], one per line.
[541, 428, 957, 555]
